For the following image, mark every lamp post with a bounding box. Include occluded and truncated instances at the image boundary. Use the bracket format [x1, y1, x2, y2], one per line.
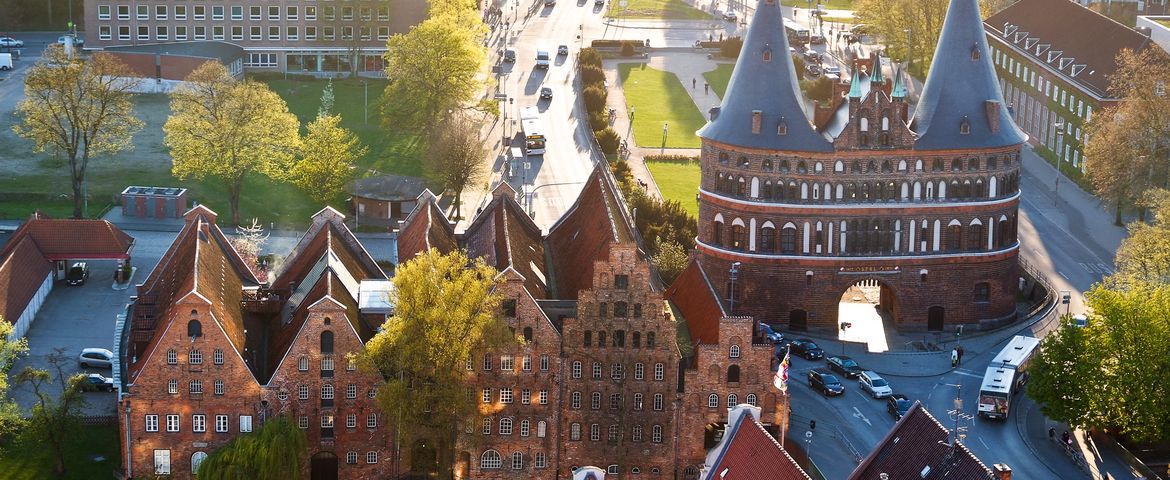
[728, 262, 741, 315]
[1053, 122, 1066, 206]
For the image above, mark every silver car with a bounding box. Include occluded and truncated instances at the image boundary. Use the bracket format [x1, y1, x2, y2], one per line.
[0, 36, 24, 48]
[79, 348, 114, 369]
[859, 370, 893, 399]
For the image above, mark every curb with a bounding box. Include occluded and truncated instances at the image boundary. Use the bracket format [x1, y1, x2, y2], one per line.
[1015, 399, 1070, 479]
[111, 266, 138, 291]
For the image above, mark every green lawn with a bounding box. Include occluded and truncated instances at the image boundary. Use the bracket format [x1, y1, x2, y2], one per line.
[607, 0, 711, 19]
[646, 159, 701, 218]
[781, 0, 855, 9]
[0, 77, 423, 227]
[619, 64, 707, 149]
[0, 425, 120, 480]
[702, 64, 735, 99]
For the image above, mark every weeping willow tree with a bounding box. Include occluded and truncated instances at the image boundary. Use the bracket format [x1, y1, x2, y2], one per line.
[196, 416, 307, 479]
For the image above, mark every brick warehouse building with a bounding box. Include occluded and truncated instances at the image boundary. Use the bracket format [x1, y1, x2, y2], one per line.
[82, 0, 427, 74]
[693, 0, 1025, 333]
[396, 166, 787, 479]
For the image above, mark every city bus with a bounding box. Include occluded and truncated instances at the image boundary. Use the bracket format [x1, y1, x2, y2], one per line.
[978, 335, 1040, 419]
[520, 106, 545, 156]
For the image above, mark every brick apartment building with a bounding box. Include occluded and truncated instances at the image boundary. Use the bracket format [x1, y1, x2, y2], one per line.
[397, 166, 788, 479]
[693, 0, 1025, 332]
[82, 0, 428, 74]
[117, 206, 395, 479]
[984, 0, 1156, 175]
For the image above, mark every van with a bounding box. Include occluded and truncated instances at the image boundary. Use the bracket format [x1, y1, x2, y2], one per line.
[535, 50, 550, 69]
[0, 53, 11, 71]
[503, 49, 516, 62]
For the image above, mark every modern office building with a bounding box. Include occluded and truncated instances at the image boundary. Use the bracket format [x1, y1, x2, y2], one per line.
[82, 0, 428, 74]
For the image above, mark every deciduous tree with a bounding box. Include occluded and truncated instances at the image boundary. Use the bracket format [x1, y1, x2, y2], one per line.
[1114, 189, 1170, 283]
[361, 249, 516, 480]
[13, 45, 143, 218]
[195, 416, 306, 479]
[290, 114, 367, 203]
[0, 318, 29, 443]
[380, 9, 487, 132]
[425, 113, 486, 220]
[15, 348, 88, 475]
[164, 62, 301, 225]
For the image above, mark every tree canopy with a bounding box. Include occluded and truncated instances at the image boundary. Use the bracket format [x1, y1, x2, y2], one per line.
[15, 348, 88, 475]
[0, 318, 29, 443]
[425, 113, 486, 220]
[164, 61, 301, 225]
[851, 0, 1012, 78]
[195, 416, 307, 480]
[13, 45, 143, 218]
[361, 249, 516, 478]
[290, 113, 366, 203]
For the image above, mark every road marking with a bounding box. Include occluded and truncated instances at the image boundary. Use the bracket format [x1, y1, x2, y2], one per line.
[951, 370, 983, 379]
[1058, 271, 1069, 280]
[852, 407, 872, 427]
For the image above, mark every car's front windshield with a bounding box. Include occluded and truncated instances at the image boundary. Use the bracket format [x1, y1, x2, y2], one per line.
[842, 359, 858, 368]
[872, 379, 888, 387]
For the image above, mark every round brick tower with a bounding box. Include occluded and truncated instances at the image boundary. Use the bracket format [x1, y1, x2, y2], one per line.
[693, 0, 1025, 333]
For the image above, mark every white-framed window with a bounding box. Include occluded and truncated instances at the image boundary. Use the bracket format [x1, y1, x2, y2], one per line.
[286, 26, 298, 41]
[635, 363, 644, 380]
[482, 417, 492, 435]
[116, 5, 129, 19]
[347, 384, 357, 399]
[611, 363, 624, 380]
[250, 26, 262, 41]
[360, 6, 372, 20]
[499, 418, 513, 435]
[511, 452, 524, 470]
[347, 414, 357, 428]
[230, 5, 242, 20]
[483, 353, 492, 370]
[342, 26, 353, 40]
[367, 388, 376, 399]
[591, 392, 601, 410]
[378, 5, 390, 20]
[378, 26, 390, 41]
[194, 26, 206, 40]
[590, 424, 601, 442]
[572, 361, 581, 378]
[322, 384, 335, 401]
[267, 26, 279, 41]
[98, 26, 111, 40]
[727, 393, 738, 406]
[633, 424, 644, 441]
[192, 414, 206, 432]
[535, 452, 546, 468]
[540, 355, 550, 371]
[298, 415, 309, 429]
[708, 393, 719, 408]
[520, 419, 530, 436]
[215, 414, 228, 432]
[323, 26, 335, 40]
[367, 414, 377, 429]
[500, 388, 513, 404]
[306, 26, 317, 40]
[347, 452, 358, 464]
[167, 379, 178, 394]
[166, 349, 177, 365]
[154, 450, 171, 475]
[570, 423, 581, 440]
[189, 380, 202, 395]
[633, 393, 644, 411]
[654, 363, 664, 381]
[211, 5, 224, 20]
[231, 26, 242, 41]
[145, 414, 159, 432]
[250, 5, 261, 20]
[539, 390, 548, 405]
[652, 424, 663, 443]
[137, 26, 149, 41]
[592, 362, 602, 379]
[343, 6, 354, 19]
[117, 25, 129, 40]
[653, 394, 664, 411]
[571, 391, 582, 409]
[481, 450, 502, 469]
[214, 379, 224, 395]
[501, 355, 514, 372]
[482, 388, 492, 403]
[239, 415, 252, 432]
[268, 5, 279, 19]
[299, 384, 310, 400]
[212, 26, 224, 41]
[213, 349, 223, 365]
[521, 355, 531, 371]
[747, 393, 758, 406]
[193, 5, 205, 19]
[136, 5, 148, 20]
[730, 345, 741, 358]
[538, 420, 547, 437]
[367, 452, 378, 464]
[190, 452, 208, 473]
[306, 6, 317, 19]
[166, 414, 180, 432]
[98, 5, 111, 20]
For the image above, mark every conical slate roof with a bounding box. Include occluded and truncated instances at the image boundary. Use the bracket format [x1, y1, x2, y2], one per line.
[910, 0, 1026, 150]
[697, 0, 832, 152]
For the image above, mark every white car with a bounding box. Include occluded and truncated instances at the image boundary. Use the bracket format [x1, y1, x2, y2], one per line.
[58, 34, 84, 47]
[859, 371, 893, 398]
[79, 347, 114, 369]
[0, 36, 23, 48]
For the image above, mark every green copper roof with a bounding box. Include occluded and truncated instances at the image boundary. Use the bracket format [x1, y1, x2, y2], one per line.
[891, 64, 907, 98]
[848, 65, 863, 99]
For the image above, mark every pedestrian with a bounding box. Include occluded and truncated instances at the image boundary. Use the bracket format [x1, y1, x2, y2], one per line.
[950, 348, 958, 368]
[709, 33, 714, 42]
[809, 419, 816, 431]
[720, 32, 724, 42]
[704, 82, 709, 95]
[1062, 430, 1071, 446]
[693, 77, 697, 89]
[956, 345, 965, 364]
[1048, 427, 1056, 440]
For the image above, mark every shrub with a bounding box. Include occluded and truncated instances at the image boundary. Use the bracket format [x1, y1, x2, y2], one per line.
[579, 48, 603, 69]
[580, 64, 606, 88]
[596, 127, 621, 154]
[804, 76, 834, 104]
[591, 39, 643, 48]
[720, 37, 743, 58]
[588, 111, 609, 132]
[644, 154, 699, 164]
[620, 41, 636, 57]
[793, 55, 806, 77]
[583, 85, 608, 114]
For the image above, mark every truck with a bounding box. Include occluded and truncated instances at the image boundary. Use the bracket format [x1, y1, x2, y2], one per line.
[0, 53, 12, 71]
[977, 335, 1040, 419]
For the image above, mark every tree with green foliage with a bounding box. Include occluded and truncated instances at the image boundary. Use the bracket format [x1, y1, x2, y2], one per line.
[361, 249, 516, 480]
[13, 45, 143, 219]
[164, 62, 302, 226]
[15, 348, 88, 476]
[195, 416, 307, 479]
[425, 113, 486, 220]
[290, 113, 367, 204]
[651, 240, 690, 286]
[0, 318, 29, 444]
[380, 9, 487, 133]
[1114, 189, 1170, 283]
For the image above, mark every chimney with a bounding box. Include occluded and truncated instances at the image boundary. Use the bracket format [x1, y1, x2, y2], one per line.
[751, 110, 762, 134]
[985, 100, 1002, 133]
[993, 463, 1012, 480]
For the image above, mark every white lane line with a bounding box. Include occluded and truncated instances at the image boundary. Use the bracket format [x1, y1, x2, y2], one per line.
[979, 436, 989, 449]
[951, 370, 984, 379]
[1058, 271, 1070, 280]
[852, 407, 872, 427]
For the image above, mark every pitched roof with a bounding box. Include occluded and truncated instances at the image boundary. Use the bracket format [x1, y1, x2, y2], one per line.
[849, 402, 995, 480]
[910, 0, 1027, 150]
[546, 165, 640, 300]
[464, 185, 549, 298]
[347, 174, 431, 202]
[665, 259, 726, 345]
[396, 190, 457, 262]
[697, 0, 832, 152]
[0, 236, 52, 325]
[273, 207, 384, 290]
[0, 214, 134, 261]
[984, 0, 1152, 98]
[702, 405, 811, 480]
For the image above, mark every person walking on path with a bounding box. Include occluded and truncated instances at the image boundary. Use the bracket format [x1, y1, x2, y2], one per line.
[951, 348, 959, 368]
[693, 77, 697, 89]
[704, 82, 710, 95]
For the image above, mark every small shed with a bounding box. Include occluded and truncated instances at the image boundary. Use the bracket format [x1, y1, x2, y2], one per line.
[121, 186, 189, 219]
[347, 175, 430, 227]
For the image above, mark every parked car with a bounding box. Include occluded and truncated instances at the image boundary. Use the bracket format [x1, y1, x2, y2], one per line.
[65, 262, 90, 286]
[0, 36, 24, 48]
[758, 323, 784, 344]
[802, 47, 821, 62]
[79, 348, 114, 368]
[503, 49, 517, 62]
[595, 0, 605, 5]
[540, 86, 553, 99]
[545, 0, 556, 6]
[558, 45, 569, 56]
[808, 368, 844, 397]
[887, 394, 912, 419]
[859, 371, 893, 399]
[722, 11, 738, 21]
[805, 63, 822, 77]
[789, 339, 824, 360]
[822, 65, 841, 76]
[810, 34, 826, 45]
[84, 373, 115, 392]
[58, 34, 84, 47]
[535, 50, 551, 69]
[826, 355, 863, 378]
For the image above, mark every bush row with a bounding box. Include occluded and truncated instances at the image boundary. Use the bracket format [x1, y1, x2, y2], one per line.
[643, 154, 699, 164]
[578, 48, 620, 155]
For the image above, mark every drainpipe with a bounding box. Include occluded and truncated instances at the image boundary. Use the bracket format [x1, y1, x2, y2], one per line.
[124, 400, 133, 479]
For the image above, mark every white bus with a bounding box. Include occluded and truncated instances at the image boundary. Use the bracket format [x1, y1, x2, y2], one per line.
[978, 335, 1040, 419]
[520, 106, 546, 156]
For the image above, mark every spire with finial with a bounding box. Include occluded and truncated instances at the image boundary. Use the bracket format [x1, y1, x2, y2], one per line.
[696, 0, 831, 152]
[848, 63, 863, 99]
[890, 64, 907, 99]
[870, 54, 885, 86]
[909, 0, 1025, 150]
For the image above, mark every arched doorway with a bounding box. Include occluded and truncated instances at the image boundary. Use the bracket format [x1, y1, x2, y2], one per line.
[928, 306, 945, 331]
[836, 279, 897, 352]
[410, 439, 439, 476]
[310, 452, 338, 480]
[789, 309, 808, 331]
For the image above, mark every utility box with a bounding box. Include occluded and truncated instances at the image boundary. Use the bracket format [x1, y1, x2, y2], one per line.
[121, 186, 188, 219]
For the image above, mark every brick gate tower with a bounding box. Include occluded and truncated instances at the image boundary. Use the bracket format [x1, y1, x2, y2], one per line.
[693, 0, 1025, 332]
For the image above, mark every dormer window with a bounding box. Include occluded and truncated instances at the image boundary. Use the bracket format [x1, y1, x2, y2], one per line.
[971, 44, 981, 60]
[762, 47, 772, 62]
[959, 117, 971, 135]
[751, 110, 762, 134]
[777, 118, 788, 135]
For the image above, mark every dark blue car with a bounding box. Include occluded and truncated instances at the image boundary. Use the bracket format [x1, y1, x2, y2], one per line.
[788, 339, 824, 360]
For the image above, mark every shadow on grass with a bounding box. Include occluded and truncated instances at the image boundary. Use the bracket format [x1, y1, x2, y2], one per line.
[618, 64, 707, 149]
[0, 424, 120, 480]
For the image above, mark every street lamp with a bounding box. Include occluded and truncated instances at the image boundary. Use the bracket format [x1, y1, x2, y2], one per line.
[1053, 122, 1066, 206]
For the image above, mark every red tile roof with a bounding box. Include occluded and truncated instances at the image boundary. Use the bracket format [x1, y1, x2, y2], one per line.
[0, 215, 133, 261]
[0, 236, 53, 325]
[396, 190, 456, 263]
[665, 259, 726, 345]
[706, 407, 812, 480]
[463, 186, 549, 298]
[849, 402, 994, 480]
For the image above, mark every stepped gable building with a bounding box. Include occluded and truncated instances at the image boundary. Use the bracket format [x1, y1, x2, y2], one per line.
[697, 404, 811, 480]
[848, 402, 998, 480]
[397, 166, 783, 479]
[694, 0, 1025, 332]
[118, 206, 395, 479]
